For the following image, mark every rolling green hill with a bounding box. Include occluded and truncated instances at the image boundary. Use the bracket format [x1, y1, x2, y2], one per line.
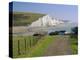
[10, 12, 45, 26]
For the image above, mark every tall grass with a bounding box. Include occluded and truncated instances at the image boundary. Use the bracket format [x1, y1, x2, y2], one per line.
[12, 36, 41, 58]
[12, 35, 54, 58]
[70, 34, 78, 54]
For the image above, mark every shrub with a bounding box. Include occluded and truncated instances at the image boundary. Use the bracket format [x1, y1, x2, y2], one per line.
[49, 31, 59, 35]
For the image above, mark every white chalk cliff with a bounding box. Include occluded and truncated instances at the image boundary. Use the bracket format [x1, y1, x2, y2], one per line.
[30, 15, 69, 27]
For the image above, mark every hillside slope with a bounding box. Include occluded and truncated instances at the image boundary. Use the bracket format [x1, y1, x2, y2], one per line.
[10, 12, 45, 26]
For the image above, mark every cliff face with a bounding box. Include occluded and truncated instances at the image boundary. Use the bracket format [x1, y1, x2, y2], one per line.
[30, 15, 68, 27]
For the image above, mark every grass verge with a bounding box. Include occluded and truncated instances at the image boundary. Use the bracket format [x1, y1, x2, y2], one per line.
[12, 35, 54, 58]
[70, 35, 78, 54]
[27, 35, 54, 57]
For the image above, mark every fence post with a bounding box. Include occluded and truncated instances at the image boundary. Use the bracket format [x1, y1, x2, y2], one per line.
[29, 37, 31, 48]
[18, 40, 21, 55]
[24, 38, 26, 54]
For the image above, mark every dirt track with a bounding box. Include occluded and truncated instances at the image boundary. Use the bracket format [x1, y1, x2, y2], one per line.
[43, 35, 72, 56]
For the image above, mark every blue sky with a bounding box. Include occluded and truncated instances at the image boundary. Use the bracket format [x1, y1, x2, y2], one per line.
[10, 1, 78, 23]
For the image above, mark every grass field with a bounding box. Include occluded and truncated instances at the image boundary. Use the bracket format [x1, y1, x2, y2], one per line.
[11, 35, 78, 58]
[28, 36, 54, 57]
[12, 35, 54, 58]
[69, 35, 78, 54]
[10, 12, 45, 26]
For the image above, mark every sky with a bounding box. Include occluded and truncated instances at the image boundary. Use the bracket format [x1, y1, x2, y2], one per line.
[10, 1, 78, 23]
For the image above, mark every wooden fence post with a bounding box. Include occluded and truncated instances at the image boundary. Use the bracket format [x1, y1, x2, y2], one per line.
[25, 38, 26, 54]
[18, 40, 21, 55]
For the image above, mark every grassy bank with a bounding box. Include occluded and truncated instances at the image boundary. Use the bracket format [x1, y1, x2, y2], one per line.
[10, 12, 45, 26]
[28, 36, 54, 57]
[70, 35, 78, 54]
[12, 35, 54, 58]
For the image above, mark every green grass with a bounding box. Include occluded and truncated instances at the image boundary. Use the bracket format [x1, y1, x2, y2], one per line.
[71, 45, 78, 54]
[28, 36, 54, 57]
[70, 35, 78, 54]
[13, 36, 38, 58]
[11, 12, 45, 26]
[12, 35, 54, 58]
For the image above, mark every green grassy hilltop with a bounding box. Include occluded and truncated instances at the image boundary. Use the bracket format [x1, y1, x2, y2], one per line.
[10, 12, 45, 26]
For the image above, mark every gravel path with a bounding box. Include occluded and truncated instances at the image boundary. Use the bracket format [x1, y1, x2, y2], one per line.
[43, 35, 72, 56]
